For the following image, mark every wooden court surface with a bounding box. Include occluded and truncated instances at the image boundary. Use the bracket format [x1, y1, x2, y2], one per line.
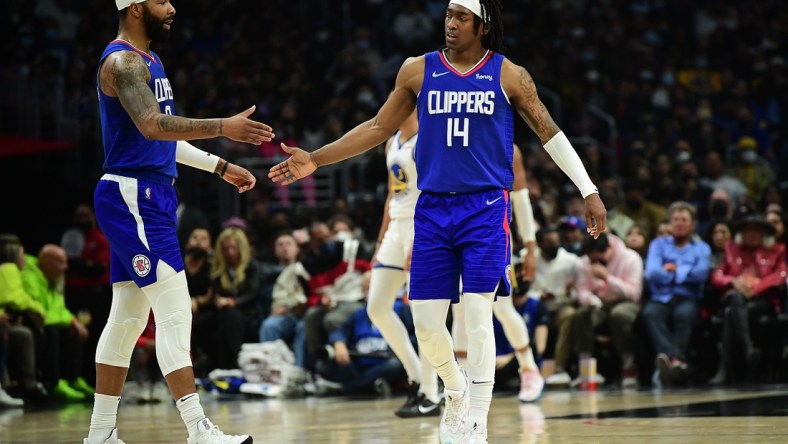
[3, 385, 788, 443]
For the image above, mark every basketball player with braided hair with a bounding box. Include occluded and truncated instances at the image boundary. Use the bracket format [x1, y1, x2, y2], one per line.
[270, 1, 606, 442]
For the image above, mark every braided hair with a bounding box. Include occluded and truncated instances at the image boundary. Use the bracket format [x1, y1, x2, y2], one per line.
[478, 0, 505, 54]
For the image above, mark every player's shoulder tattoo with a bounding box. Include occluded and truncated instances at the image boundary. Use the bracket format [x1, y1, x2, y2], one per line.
[105, 51, 149, 91]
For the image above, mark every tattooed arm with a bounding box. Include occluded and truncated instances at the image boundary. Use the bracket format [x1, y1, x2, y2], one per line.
[502, 60, 561, 144]
[98, 50, 273, 144]
[502, 58, 607, 236]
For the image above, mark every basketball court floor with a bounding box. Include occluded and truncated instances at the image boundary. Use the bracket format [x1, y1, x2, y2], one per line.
[3, 385, 788, 443]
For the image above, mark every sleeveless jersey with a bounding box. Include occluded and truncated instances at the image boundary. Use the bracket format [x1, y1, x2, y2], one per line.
[415, 50, 514, 193]
[386, 131, 420, 219]
[97, 40, 177, 184]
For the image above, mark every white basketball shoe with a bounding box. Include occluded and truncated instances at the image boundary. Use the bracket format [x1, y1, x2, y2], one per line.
[187, 418, 252, 444]
[439, 388, 469, 444]
[83, 428, 125, 444]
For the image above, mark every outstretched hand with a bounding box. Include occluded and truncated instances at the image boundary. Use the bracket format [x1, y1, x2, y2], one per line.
[222, 105, 275, 145]
[584, 193, 607, 239]
[223, 162, 257, 193]
[268, 143, 317, 185]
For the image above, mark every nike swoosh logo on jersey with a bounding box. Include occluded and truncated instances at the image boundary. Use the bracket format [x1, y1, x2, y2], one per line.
[486, 197, 503, 205]
[146, 60, 152, 67]
[471, 380, 494, 384]
[432, 71, 449, 78]
[418, 403, 439, 414]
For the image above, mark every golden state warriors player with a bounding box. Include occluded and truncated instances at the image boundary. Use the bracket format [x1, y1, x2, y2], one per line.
[270, 1, 606, 442]
[367, 109, 441, 419]
[84, 1, 272, 443]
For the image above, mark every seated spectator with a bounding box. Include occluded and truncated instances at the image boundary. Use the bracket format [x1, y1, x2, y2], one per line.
[642, 202, 711, 386]
[573, 233, 644, 388]
[558, 216, 586, 256]
[709, 206, 787, 384]
[525, 226, 580, 386]
[205, 227, 265, 370]
[259, 232, 309, 368]
[0, 234, 47, 403]
[0, 312, 24, 407]
[706, 220, 733, 271]
[624, 225, 648, 259]
[302, 221, 372, 371]
[183, 227, 214, 376]
[21, 244, 94, 402]
[621, 178, 667, 242]
[315, 271, 410, 396]
[765, 209, 787, 247]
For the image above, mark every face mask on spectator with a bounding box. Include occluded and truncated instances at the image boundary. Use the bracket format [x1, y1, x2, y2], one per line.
[185, 247, 208, 260]
[710, 199, 729, 218]
[333, 230, 352, 243]
[740, 150, 757, 164]
[541, 245, 559, 260]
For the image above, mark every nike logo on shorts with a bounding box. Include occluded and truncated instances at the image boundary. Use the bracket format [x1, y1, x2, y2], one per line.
[432, 71, 449, 78]
[486, 196, 503, 205]
[471, 380, 494, 385]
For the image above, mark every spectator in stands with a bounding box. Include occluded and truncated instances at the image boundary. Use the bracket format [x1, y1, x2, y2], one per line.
[259, 232, 309, 368]
[302, 220, 372, 371]
[573, 233, 644, 388]
[21, 244, 94, 401]
[558, 216, 586, 256]
[698, 152, 748, 206]
[206, 227, 264, 370]
[315, 271, 410, 396]
[709, 206, 787, 384]
[526, 226, 580, 387]
[728, 137, 776, 201]
[765, 209, 787, 248]
[0, 235, 47, 403]
[60, 203, 111, 386]
[621, 179, 667, 242]
[599, 178, 635, 239]
[624, 225, 648, 259]
[706, 220, 733, 271]
[183, 228, 214, 376]
[642, 202, 711, 386]
[0, 312, 24, 407]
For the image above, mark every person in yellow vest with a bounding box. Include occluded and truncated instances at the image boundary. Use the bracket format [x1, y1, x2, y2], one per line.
[21, 244, 94, 401]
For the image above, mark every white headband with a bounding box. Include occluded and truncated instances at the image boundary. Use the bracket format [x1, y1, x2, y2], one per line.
[449, 0, 488, 22]
[116, 0, 146, 11]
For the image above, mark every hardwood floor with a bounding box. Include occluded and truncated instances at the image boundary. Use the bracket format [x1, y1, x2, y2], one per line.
[3, 385, 788, 443]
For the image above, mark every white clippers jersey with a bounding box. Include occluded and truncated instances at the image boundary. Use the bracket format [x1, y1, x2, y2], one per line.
[386, 131, 420, 219]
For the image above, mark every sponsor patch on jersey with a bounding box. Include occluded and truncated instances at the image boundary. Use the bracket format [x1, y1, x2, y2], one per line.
[132, 254, 151, 277]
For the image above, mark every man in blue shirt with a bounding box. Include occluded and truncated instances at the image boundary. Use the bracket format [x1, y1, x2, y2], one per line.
[642, 201, 711, 386]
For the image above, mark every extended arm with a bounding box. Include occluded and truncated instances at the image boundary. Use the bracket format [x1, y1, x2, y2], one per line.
[99, 51, 273, 143]
[269, 57, 424, 185]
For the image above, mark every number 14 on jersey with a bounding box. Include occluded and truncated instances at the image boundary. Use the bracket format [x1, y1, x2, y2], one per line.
[446, 117, 469, 147]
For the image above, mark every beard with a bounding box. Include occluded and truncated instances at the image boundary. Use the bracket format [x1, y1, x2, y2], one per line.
[142, 5, 170, 43]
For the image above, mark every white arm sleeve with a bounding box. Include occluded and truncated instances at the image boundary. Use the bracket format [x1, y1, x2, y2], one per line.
[175, 140, 221, 172]
[511, 188, 537, 243]
[543, 131, 598, 198]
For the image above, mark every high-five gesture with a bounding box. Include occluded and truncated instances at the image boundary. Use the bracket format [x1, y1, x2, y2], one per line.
[268, 143, 317, 185]
[222, 105, 275, 145]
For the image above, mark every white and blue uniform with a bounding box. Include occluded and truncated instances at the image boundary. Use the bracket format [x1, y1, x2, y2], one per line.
[375, 130, 420, 270]
[410, 49, 513, 302]
[94, 40, 183, 288]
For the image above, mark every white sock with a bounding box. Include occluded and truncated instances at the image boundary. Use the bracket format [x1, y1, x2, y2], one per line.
[468, 381, 493, 426]
[437, 360, 467, 392]
[87, 393, 121, 443]
[176, 393, 206, 437]
[419, 352, 440, 403]
[516, 346, 538, 372]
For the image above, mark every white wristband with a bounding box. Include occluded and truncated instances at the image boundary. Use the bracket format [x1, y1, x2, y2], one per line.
[511, 188, 537, 243]
[176, 140, 221, 173]
[543, 131, 598, 198]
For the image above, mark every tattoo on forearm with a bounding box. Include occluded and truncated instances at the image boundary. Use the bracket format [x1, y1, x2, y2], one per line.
[517, 67, 560, 143]
[105, 51, 220, 137]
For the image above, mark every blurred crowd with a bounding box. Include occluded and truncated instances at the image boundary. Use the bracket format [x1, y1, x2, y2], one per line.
[1, 0, 787, 407]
